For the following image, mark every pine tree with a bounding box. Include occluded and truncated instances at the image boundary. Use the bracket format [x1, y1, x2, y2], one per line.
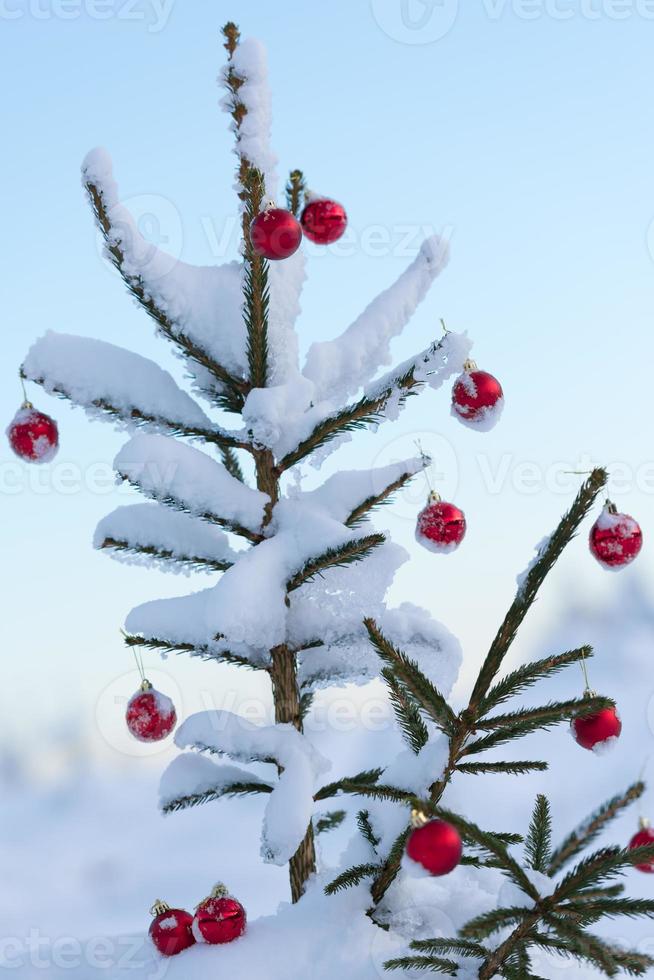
[19, 22, 652, 977]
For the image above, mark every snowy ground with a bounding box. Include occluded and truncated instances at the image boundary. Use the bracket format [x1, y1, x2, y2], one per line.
[3, 575, 654, 978]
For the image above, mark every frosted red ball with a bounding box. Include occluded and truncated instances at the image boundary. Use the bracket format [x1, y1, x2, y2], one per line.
[300, 197, 348, 244]
[126, 684, 176, 742]
[149, 907, 195, 957]
[192, 894, 247, 945]
[7, 405, 59, 463]
[629, 825, 654, 873]
[589, 505, 642, 569]
[416, 497, 466, 553]
[572, 705, 621, 751]
[452, 369, 503, 427]
[250, 207, 302, 260]
[406, 819, 462, 876]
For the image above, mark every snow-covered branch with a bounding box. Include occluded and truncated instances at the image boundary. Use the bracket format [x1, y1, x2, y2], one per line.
[160, 753, 273, 814]
[94, 503, 238, 575]
[82, 149, 249, 412]
[22, 332, 247, 449]
[171, 711, 330, 865]
[114, 434, 269, 542]
[303, 235, 451, 405]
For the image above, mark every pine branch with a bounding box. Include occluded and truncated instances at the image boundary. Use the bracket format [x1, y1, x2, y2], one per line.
[462, 695, 612, 756]
[22, 378, 248, 451]
[84, 180, 247, 414]
[456, 761, 548, 776]
[287, 534, 386, 593]
[115, 471, 264, 544]
[123, 632, 266, 671]
[365, 618, 457, 735]
[241, 166, 270, 389]
[460, 906, 530, 941]
[314, 768, 384, 802]
[314, 810, 346, 835]
[345, 470, 419, 529]
[220, 445, 246, 483]
[357, 810, 380, 851]
[525, 795, 552, 873]
[384, 954, 459, 975]
[549, 782, 645, 876]
[98, 536, 234, 574]
[278, 337, 451, 472]
[286, 169, 306, 217]
[324, 863, 381, 896]
[480, 647, 593, 715]
[554, 845, 654, 903]
[162, 780, 273, 814]
[468, 468, 608, 711]
[410, 938, 487, 959]
[382, 668, 429, 754]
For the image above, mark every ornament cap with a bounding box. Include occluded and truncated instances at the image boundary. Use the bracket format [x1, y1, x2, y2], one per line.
[583, 687, 597, 699]
[150, 899, 171, 917]
[140, 678, 153, 692]
[196, 882, 229, 908]
[640, 816, 651, 830]
[21, 400, 33, 410]
[462, 358, 478, 373]
[605, 499, 618, 515]
[410, 808, 430, 829]
[427, 490, 442, 504]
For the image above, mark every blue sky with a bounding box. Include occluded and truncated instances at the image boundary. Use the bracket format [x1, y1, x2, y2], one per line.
[2, 0, 653, 751]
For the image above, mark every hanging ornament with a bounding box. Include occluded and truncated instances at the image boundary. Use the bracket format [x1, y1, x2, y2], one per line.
[192, 883, 247, 945]
[300, 195, 348, 245]
[629, 818, 654, 873]
[589, 502, 642, 570]
[250, 205, 302, 260]
[406, 810, 462, 876]
[149, 900, 196, 956]
[572, 691, 621, 752]
[416, 491, 466, 554]
[126, 679, 177, 742]
[7, 398, 59, 463]
[451, 359, 504, 431]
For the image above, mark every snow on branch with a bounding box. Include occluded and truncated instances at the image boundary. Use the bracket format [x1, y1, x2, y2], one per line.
[160, 753, 273, 814]
[82, 149, 249, 411]
[173, 710, 330, 865]
[94, 503, 239, 575]
[114, 433, 269, 541]
[304, 457, 426, 527]
[22, 332, 244, 448]
[278, 331, 471, 471]
[303, 235, 451, 405]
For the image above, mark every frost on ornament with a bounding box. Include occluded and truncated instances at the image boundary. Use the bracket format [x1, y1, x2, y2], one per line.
[589, 503, 643, 570]
[451, 363, 504, 432]
[7, 404, 59, 463]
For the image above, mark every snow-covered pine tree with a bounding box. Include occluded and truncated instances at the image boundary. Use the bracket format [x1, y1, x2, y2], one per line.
[19, 22, 654, 978]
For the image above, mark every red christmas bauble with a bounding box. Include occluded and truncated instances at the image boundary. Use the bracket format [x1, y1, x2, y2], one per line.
[149, 902, 195, 957]
[572, 702, 621, 751]
[451, 361, 503, 430]
[629, 823, 654, 873]
[406, 818, 462, 876]
[7, 403, 59, 463]
[126, 681, 176, 742]
[589, 504, 642, 569]
[250, 207, 302, 260]
[192, 884, 247, 945]
[300, 197, 348, 245]
[416, 493, 466, 553]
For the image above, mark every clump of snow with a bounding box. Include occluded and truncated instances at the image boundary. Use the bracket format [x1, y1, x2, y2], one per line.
[82, 148, 248, 383]
[173, 711, 330, 865]
[303, 236, 451, 405]
[516, 535, 551, 595]
[114, 434, 269, 535]
[159, 753, 271, 810]
[23, 332, 214, 433]
[415, 529, 460, 555]
[225, 38, 278, 199]
[94, 503, 238, 574]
